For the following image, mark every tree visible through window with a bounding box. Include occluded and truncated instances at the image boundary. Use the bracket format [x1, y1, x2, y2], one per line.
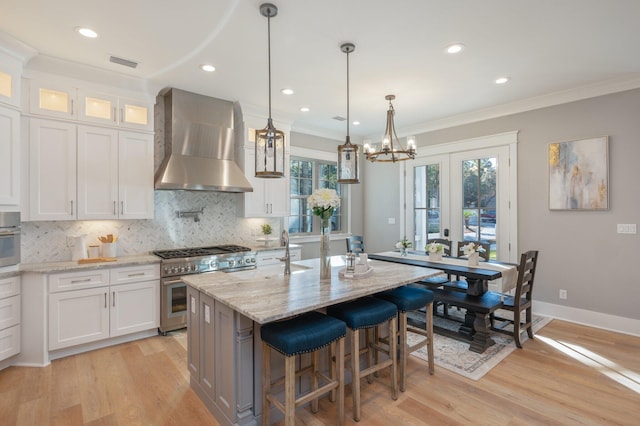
[289, 157, 344, 234]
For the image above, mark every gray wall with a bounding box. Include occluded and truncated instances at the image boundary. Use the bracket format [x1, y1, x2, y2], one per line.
[363, 88, 640, 321]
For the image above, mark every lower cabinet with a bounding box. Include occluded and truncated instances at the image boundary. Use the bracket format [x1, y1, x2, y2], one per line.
[48, 265, 159, 351]
[0, 275, 21, 364]
[187, 287, 254, 425]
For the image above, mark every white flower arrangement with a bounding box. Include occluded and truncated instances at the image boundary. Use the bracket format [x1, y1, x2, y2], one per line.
[395, 237, 412, 249]
[461, 242, 486, 256]
[307, 188, 340, 220]
[426, 242, 444, 254]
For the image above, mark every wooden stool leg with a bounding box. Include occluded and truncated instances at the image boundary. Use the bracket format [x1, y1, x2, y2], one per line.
[336, 338, 345, 426]
[426, 302, 434, 374]
[351, 328, 361, 422]
[284, 355, 296, 425]
[311, 350, 319, 413]
[329, 342, 336, 403]
[262, 342, 271, 426]
[389, 316, 398, 400]
[398, 311, 408, 392]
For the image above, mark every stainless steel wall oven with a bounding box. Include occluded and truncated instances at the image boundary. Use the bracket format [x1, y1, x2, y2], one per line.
[0, 212, 20, 267]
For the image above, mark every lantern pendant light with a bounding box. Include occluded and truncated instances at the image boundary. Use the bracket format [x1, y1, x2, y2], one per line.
[255, 3, 285, 178]
[337, 42, 360, 184]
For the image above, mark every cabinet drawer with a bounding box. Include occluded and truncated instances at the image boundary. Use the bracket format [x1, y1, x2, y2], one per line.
[110, 264, 160, 285]
[0, 275, 20, 299]
[0, 324, 20, 361]
[49, 269, 110, 292]
[0, 295, 19, 330]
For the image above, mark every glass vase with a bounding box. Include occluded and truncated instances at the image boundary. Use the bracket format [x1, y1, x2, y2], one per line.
[400, 247, 407, 256]
[320, 217, 331, 279]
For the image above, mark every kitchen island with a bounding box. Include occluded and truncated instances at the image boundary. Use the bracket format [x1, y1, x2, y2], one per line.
[182, 255, 440, 426]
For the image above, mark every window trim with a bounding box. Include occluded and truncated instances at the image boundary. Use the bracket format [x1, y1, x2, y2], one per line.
[288, 146, 351, 243]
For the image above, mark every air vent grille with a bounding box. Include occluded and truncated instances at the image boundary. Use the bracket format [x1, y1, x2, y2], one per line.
[109, 56, 138, 68]
[332, 116, 346, 121]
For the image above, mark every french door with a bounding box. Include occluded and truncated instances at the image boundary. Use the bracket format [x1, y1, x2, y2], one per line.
[404, 132, 518, 263]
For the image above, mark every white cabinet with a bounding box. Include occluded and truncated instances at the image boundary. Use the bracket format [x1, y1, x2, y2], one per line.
[0, 55, 22, 108]
[77, 89, 152, 131]
[0, 105, 20, 207]
[241, 148, 289, 218]
[256, 247, 301, 267]
[0, 275, 20, 363]
[29, 118, 154, 221]
[48, 265, 159, 351]
[29, 81, 153, 131]
[29, 118, 77, 220]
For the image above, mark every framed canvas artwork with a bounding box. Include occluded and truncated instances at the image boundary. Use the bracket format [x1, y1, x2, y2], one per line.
[548, 136, 609, 210]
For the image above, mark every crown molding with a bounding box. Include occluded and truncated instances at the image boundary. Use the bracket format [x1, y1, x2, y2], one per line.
[0, 31, 37, 63]
[379, 75, 640, 138]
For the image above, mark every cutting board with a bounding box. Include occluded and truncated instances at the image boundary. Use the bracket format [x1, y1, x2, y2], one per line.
[77, 257, 117, 264]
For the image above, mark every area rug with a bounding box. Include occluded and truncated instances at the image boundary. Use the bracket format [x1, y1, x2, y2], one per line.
[407, 309, 552, 381]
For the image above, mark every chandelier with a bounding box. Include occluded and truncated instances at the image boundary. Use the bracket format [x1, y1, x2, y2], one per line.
[337, 42, 360, 184]
[363, 95, 417, 163]
[255, 3, 285, 178]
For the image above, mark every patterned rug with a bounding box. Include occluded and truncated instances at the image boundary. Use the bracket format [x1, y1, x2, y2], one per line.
[407, 309, 552, 381]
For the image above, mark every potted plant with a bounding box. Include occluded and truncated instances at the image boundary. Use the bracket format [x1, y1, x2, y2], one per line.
[261, 223, 273, 236]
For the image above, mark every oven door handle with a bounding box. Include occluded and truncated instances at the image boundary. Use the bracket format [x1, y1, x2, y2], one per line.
[163, 278, 185, 286]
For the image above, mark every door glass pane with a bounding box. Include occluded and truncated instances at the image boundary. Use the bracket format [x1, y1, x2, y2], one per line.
[413, 163, 441, 249]
[462, 157, 497, 258]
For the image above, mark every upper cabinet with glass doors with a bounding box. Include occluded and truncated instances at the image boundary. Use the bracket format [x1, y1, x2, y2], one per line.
[29, 80, 153, 131]
[0, 58, 22, 108]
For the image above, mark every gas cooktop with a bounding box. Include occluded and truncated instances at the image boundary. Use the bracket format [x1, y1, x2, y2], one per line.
[153, 244, 252, 260]
[153, 244, 256, 277]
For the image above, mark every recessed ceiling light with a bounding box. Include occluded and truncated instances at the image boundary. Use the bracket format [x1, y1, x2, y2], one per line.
[299, 107, 310, 112]
[76, 27, 98, 38]
[495, 76, 510, 85]
[200, 64, 216, 72]
[281, 88, 294, 95]
[446, 43, 464, 54]
[352, 121, 360, 126]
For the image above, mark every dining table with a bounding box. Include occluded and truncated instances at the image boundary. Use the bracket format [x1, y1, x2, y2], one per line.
[368, 250, 519, 353]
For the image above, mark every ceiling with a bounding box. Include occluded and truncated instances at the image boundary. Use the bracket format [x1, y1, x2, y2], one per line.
[3, 0, 640, 140]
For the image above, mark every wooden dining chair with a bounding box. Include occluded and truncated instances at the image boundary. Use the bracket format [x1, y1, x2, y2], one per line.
[491, 250, 539, 348]
[346, 236, 365, 254]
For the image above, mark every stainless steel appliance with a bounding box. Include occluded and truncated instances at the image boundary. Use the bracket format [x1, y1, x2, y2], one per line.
[0, 212, 20, 267]
[153, 244, 256, 334]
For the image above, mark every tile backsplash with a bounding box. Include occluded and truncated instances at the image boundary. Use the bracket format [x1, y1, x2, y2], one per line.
[20, 191, 280, 264]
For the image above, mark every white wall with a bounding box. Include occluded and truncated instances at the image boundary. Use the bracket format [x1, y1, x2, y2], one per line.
[363, 88, 640, 325]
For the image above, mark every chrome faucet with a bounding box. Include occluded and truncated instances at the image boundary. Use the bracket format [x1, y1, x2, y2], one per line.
[279, 229, 291, 275]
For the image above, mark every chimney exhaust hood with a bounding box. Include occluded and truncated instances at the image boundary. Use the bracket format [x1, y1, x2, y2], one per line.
[154, 88, 253, 192]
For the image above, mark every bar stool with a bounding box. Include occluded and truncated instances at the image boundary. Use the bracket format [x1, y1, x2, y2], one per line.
[327, 297, 398, 422]
[261, 311, 346, 426]
[375, 286, 435, 391]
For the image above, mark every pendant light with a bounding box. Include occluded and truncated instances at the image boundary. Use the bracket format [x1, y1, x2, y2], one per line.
[255, 3, 285, 178]
[363, 95, 417, 162]
[337, 42, 360, 184]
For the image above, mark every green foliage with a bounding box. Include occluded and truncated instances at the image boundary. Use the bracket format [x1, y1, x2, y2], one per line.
[261, 223, 272, 235]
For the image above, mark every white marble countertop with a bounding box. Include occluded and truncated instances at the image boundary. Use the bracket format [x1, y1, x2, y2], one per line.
[19, 254, 161, 273]
[183, 256, 441, 324]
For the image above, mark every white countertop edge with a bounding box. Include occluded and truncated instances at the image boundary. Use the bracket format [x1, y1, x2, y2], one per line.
[19, 254, 161, 273]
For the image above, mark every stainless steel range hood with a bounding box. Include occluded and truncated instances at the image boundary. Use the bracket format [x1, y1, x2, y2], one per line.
[154, 88, 253, 192]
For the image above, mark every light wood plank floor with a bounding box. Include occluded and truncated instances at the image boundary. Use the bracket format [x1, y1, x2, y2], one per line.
[1, 319, 639, 425]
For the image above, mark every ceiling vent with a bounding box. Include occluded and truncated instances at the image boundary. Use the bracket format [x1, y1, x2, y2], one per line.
[332, 116, 346, 121]
[109, 55, 138, 68]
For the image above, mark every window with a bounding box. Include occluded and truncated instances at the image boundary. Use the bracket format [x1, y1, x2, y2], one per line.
[288, 156, 345, 235]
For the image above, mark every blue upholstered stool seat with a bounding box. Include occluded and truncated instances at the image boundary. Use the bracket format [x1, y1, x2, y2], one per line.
[327, 297, 398, 330]
[261, 311, 346, 356]
[375, 286, 434, 312]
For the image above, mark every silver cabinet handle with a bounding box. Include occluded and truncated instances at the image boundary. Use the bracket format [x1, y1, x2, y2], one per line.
[112, 291, 115, 307]
[121, 201, 124, 215]
[104, 292, 107, 308]
[113, 201, 116, 215]
[120, 108, 124, 123]
[71, 278, 91, 284]
[70, 200, 74, 216]
[128, 272, 145, 277]
[113, 107, 117, 122]
[70, 99, 74, 115]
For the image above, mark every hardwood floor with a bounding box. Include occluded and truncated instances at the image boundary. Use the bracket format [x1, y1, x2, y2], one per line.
[1, 319, 639, 425]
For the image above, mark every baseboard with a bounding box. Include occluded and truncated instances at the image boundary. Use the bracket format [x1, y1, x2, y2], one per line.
[534, 301, 640, 337]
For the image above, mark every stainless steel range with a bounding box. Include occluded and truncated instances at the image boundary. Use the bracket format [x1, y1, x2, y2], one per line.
[154, 245, 256, 334]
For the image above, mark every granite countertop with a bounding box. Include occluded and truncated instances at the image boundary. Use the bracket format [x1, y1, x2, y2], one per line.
[19, 254, 161, 273]
[183, 255, 441, 324]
